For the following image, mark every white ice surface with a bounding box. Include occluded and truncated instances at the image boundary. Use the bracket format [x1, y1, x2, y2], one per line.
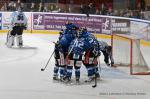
[0, 33, 150, 99]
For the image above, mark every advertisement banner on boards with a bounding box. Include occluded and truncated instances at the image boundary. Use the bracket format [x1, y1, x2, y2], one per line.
[33, 13, 112, 34]
[112, 18, 130, 34]
[33, 13, 45, 30]
[102, 17, 111, 34]
[2, 12, 11, 29]
[45, 14, 67, 30]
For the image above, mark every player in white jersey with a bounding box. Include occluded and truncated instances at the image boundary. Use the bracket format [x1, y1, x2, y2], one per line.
[6, 7, 27, 48]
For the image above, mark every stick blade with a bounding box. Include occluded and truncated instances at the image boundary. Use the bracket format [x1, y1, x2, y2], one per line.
[92, 85, 97, 88]
[41, 68, 45, 71]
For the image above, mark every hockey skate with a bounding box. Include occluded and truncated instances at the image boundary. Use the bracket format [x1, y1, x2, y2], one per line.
[106, 63, 110, 66]
[85, 76, 95, 83]
[16, 35, 23, 48]
[59, 76, 66, 82]
[53, 75, 59, 81]
[75, 77, 81, 85]
[63, 77, 72, 84]
[76, 78, 80, 82]
[95, 73, 101, 81]
[18, 42, 23, 48]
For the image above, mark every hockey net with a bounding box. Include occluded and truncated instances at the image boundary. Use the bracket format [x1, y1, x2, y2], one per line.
[111, 34, 150, 75]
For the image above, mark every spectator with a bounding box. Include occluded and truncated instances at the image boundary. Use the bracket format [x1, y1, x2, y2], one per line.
[129, 11, 138, 18]
[38, 3, 44, 12]
[95, 9, 100, 15]
[107, 8, 113, 16]
[43, 6, 49, 12]
[141, 0, 145, 11]
[88, 3, 96, 14]
[80, 4, 90, 17]
[100, 3, 107, 15]
[12, 2, 17, 11]
[80, 4, 84, 14]
[119, 10, 125, 17]
[48, 4, 53, 12]
[113, 10, 119, 16]
[16, 0, 21, 7]
[1, 3, 7, 11]
[7, 1, 16, 11]
[52, 5, 62, 13]
[68, 7, 71, 13]
[30, 3, 36, 12]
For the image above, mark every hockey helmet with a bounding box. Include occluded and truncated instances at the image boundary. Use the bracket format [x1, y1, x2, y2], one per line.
[106, 45, 112, 53]
[17, 6, 23, 12]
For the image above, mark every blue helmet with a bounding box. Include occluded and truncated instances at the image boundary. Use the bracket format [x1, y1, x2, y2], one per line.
[78, 27, 90, 38]
[65, 22, 78, 30]
[65, 23, 73, 29]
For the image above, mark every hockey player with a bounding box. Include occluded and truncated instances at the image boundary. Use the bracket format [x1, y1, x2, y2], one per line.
[99, 41, 114, 67]
[6, 6, 27, 48]
[65, 27, 101, 83]
[65, 37, 84, 83]
[83, 49, 100, 82]
[80, 28, 101, 82]
[53, 41, 66, 81]
[53, 23, 78, 82]
[58, 22, 78, 53]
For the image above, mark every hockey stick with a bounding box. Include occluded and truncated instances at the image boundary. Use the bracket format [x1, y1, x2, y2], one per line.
[92, 67, 97, 88]
[92, 57, 101, 88]
[98, 57, 101, 77]
[41, 51, 55, 71]
[50, 39, 76, 56]
[68, 38, 78, 55]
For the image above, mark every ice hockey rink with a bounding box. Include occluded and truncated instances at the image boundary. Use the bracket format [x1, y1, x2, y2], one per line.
[0, 33, 150, 99]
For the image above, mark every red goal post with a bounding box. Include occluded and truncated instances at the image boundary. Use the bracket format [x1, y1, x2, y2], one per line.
[111, 34, 150, 75]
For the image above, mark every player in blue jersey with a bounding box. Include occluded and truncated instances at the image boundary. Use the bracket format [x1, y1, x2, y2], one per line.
[53, 22, 79, 82]
[65, 27, 101, 83]
[65, 37, 85, 83]
[79, 28, 101, 82]
[53, 41, 67, 81]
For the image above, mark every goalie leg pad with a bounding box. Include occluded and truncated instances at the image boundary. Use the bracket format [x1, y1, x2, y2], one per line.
[7, 35, 15, 47]
[16, 35, 23, 47]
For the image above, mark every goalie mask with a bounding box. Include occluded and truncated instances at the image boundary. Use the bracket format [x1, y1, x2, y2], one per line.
[17, 6, 23, 12]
